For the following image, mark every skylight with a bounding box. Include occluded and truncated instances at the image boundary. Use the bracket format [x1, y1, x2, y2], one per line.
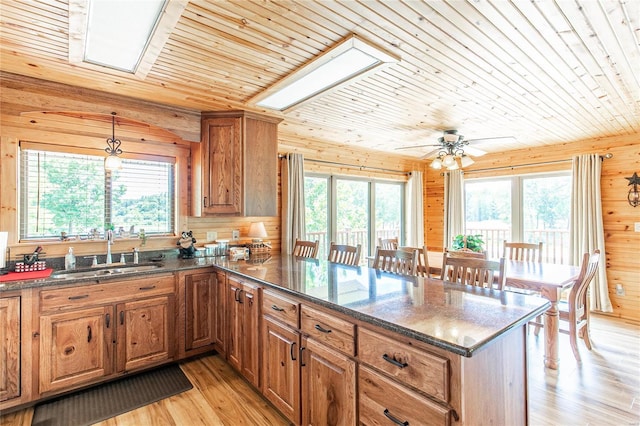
[253, 35, 399, 111]
[83, 0, 166, 73]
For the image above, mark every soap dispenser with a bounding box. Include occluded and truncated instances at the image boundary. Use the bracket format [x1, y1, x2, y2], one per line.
[65, 247, 76, 270]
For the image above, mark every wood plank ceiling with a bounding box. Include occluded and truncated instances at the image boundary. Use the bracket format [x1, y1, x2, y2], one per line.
[1, 0, 638, 158]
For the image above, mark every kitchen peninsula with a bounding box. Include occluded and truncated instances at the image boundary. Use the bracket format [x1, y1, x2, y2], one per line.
[1, 254, 548, 425]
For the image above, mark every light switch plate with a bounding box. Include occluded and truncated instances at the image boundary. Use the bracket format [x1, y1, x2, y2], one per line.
[206, 231, 218, 242]
[635, 222, 640, 232]
[232, 229, 240, 240]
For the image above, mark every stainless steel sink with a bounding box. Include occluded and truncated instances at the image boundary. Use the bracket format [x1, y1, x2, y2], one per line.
[50, 263, 163, 280]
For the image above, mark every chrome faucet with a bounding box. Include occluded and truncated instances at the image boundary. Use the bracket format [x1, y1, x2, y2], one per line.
[106, 230, 113, 265]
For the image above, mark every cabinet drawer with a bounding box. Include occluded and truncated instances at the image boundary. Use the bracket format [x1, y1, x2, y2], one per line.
[359, 366, 450, 426]
[262, 290, 299, 329]
[40, 274, 175, 312]
[358, 327, 449, 403]
[300, 305, 355, 356]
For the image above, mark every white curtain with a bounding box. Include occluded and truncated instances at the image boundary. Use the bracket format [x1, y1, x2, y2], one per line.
[280, 153, 306, 255]
[571, 154, 612, 312]
[405, 171, 424, 247]
[443, 170, 465, 249]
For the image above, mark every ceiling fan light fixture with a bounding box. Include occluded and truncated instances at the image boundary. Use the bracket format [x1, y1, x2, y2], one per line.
[442, 154, 456, 167]
[460, 155, 475, 168]
[430, 158, 443, 170]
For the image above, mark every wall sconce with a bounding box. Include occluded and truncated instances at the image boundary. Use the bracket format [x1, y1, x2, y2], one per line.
[104, 112, 123, 171]
[626, 172, 640, 207]
[247, 222, 268, 243]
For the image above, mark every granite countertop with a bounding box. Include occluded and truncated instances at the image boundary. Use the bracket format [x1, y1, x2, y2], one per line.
[0, 252, 550, 357]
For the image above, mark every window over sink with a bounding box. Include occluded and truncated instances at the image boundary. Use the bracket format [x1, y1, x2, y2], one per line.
[19, 144, 175, 240]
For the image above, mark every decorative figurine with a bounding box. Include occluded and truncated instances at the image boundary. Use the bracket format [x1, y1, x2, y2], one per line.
[178, 230, 197, 259]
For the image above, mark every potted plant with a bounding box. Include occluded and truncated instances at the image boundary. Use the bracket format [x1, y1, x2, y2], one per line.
[451, 234, 485, 253]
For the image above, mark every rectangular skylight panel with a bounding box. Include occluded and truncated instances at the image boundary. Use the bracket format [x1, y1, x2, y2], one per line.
[84, 0, 166, 72]
[257, 48, 384, 111]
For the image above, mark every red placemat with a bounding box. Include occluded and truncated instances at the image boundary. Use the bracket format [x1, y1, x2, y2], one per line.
[0, 268, 53, 282]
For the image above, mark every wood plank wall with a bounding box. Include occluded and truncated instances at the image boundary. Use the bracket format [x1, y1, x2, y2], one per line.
[426, 136, 640, 321]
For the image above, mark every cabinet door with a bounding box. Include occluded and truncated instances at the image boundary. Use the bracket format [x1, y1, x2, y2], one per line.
[262, 316, 301, 425]
[213, 270, 226, 356]
[301, 338, 356, 426]
[201, 116, 242, 214]
[185, 271, 215, 353]
[0, 297, 20, 402]
[117, 295, 174, 372]
[241, 283, 260, 388]
[226, 278, 243, 371]
[39, 306, 113, 393]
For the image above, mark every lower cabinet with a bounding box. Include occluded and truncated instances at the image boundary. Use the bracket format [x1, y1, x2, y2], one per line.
[227, 275, 260, 388]
[262, 315, 301, 424]
[38, 274, 176, 395]
[0, 296, 21, 403]
[39, 306, 114, 393]
[301, 337, 356, 426]
[181, 269, 217, 358]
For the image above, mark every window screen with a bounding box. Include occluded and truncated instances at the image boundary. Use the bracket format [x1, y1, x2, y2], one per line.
[20, 147, 174, 240]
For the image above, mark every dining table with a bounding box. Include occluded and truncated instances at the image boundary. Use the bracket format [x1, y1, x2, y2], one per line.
[426, 251, 581, 369]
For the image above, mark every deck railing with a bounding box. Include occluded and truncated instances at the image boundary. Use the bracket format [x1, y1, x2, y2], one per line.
[307, 227, 570, 264]
[465, 228, 570, 264]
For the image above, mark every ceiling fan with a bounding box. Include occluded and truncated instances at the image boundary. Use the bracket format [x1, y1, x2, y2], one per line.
[396, 130, 514, 170]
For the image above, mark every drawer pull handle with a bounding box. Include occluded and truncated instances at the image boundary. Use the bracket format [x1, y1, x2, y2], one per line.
[106, 313, 110, 328]
[139, 285, 156, 291]
[290, 342, 297, 361]
[120, 311, 125, 325]
[68, 294, 89, 300]
[271, 304, 285, 312]
[234, 288, 242, 303]
[382, 354, 408, 369]
[87, 325, 92, 343]
[383, 409, 409, 426]
[203, 196, 207, 207]
[314, 324, 332, 334]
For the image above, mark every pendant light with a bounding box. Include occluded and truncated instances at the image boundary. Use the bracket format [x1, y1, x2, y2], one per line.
[104, 112, 123, 171]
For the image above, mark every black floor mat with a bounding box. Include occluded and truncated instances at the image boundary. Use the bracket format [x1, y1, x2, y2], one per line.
[32, 364, 193, 426]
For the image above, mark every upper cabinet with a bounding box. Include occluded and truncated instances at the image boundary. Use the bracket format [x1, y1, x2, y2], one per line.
[193, 110, 281, 216]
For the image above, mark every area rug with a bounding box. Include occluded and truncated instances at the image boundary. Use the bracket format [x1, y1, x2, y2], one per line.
[31, 364, 192, 426]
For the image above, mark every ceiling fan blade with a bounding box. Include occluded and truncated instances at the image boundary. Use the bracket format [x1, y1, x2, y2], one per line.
[464, 146, 487, 157]
[420, 148, 442, 159]
[394, 144, 441, 150]
[465, 136, 516, 144]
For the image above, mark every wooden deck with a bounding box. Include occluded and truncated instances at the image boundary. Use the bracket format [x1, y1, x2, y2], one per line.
[2, 314, 638, 426]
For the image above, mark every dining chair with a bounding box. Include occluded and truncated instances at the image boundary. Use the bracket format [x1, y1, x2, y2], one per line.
[399, 245, 431, 278]
[378, 237, 398, 250]
[327, 242, 361, 266]
[292, 239, 319, 259]
[529, 250, 601, 362]
[441, 254, 506, 290]
[372, 247, 418, 276]
[503, 241, 543, 263]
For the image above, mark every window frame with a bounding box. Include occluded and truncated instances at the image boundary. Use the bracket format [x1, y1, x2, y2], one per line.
[464, 170, 572, 261]
[18, 141, 177, 241]
[305, 172, 405, 258]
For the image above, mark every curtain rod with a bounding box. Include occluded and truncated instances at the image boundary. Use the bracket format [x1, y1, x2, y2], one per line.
[460, 153, 613, 175]
[279, 154, 410, 176]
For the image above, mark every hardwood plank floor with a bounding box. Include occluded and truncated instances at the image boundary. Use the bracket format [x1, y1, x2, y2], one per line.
[2, 314, 638, 426]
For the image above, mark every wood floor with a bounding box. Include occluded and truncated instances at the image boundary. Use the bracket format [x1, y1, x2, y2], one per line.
[2, 314, 638, 426]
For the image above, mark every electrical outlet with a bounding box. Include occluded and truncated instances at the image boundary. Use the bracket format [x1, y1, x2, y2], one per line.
[206, 231, 218, 242]
[615, 284, 625, 296]
[232, 229, 240, 240]
[634, 222, 640, 232]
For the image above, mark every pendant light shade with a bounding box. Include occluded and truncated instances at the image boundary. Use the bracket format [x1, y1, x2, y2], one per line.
[104, 112, 123, 171]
